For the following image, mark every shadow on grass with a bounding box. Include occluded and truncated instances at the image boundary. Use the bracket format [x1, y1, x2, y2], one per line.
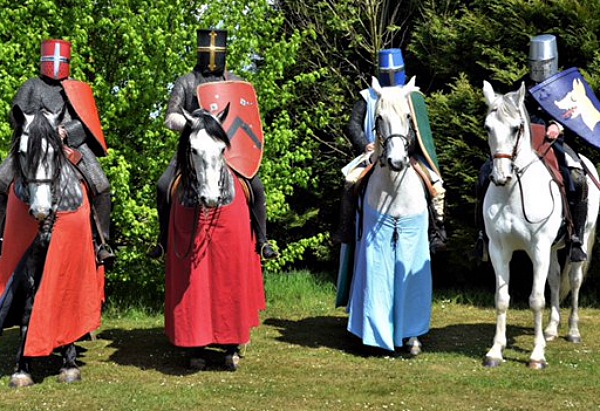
[98, 327, 241, 375]
[0, 327, 93, 384]
[264, 316, 534, 363]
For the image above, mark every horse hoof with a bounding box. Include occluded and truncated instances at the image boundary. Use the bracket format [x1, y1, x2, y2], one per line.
[9, 372, 34, 388]
[544, 333, 558, 342]
[409, 345, 422, 357]
[528, 360, 547, 370]
[567, 335, 582, 344]
[224, 353, 240, 372]
[483, 357, 502, 368]
[57, 367, 81, 383]
[189, 357, 207, 371]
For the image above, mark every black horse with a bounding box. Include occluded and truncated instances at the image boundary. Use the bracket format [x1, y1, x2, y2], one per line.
[0, 107, 102, 387]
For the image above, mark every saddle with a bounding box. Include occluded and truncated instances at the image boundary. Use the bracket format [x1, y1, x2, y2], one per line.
[531, 124, 573, 241]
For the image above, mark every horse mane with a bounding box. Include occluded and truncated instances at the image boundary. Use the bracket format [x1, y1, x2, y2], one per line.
[487, 91, 522, 123]
[11, 112, 65, 183]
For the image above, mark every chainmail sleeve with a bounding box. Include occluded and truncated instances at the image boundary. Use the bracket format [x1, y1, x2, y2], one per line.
[165, 73, 201, 132]
[346, 98, 369, 154]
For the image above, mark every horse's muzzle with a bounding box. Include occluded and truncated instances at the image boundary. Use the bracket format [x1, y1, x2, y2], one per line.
[489, 173, 511, 187]
[387, 158, 408, 172]
[29, 206, 51, 221]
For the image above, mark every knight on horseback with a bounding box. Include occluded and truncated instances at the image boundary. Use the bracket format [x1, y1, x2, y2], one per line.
[337, 48, 447, 253]
[152, 28, 278, 261]
[476, 34, 593, 262]
[0, 39, 115, 267]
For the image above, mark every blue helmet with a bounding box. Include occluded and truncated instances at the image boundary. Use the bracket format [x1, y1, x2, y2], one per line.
[378, 48, 405, 87]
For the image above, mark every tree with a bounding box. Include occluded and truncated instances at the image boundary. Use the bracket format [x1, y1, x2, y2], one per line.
[0, 0, 322, 305]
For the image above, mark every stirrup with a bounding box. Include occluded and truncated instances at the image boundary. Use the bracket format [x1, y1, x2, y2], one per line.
[260, 242, 279, 261]
[96, 243, 116, 266]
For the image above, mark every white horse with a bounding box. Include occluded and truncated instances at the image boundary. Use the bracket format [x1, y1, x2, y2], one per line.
[346, 76, 431, 355]
[482, 81, 599, 369]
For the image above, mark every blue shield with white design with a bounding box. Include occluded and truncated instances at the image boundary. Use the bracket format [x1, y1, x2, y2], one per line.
[530, 67, 600, 150]
[378, 49, 405, 87]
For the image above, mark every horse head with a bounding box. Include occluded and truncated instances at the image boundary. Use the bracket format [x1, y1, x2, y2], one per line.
[483, 81, 529, 186]
[11, 105, 66, 221]
[372, 76, 419, 172]
[177, 106, 234, 208]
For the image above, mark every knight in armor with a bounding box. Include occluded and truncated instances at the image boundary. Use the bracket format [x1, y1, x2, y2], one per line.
[475, 34, 589, 262]
[0, 39, 115, 266]
[153, 29, 278, 262]
[337, 48, 447, 252]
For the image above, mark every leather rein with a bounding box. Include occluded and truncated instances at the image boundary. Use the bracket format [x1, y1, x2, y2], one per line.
[491, 121, 558, 224]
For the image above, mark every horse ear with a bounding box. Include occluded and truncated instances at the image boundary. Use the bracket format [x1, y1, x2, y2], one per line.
[483, 81, 496, 106]
[405, 76, 417, 90]
[371, 76, 383, 96]
[516, 81, 526, 106]
[217, 103, 230, 124]
[181, 109, 194, 124]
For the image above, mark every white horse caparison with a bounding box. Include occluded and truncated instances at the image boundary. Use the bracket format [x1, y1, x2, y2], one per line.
[482, 81, 599, 369]
[366, 76, 428, 354]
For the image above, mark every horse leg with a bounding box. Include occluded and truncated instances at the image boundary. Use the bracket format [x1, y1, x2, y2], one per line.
[484, 245, 511, 367]
[9, 325, 34, 388]
[528, 252, 550, 369]
[566, 262, 584, 343]
[544, 252, 562, 341]
[57, 344, 81, 383]
[189, 347, 207, 371]
[224, 345, 240, 372]
[406, 337, 422, 356]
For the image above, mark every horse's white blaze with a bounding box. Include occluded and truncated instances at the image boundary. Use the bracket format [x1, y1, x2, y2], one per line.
[20, 113, 55, 220]
[482, 80, 599, 367]
[190, 128, 227, 207]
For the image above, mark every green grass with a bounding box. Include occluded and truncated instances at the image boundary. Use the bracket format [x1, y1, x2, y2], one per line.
[1, 271, 600, 410]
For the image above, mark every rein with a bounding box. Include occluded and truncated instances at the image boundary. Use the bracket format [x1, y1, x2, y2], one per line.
[492, 121, 558, 224]
[173, 166, 229, 260]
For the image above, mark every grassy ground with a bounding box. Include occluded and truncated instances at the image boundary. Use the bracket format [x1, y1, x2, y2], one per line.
[1, 270, 599, 410]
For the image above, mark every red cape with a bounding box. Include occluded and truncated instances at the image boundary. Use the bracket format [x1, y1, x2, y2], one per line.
[0, 185, 104, 357]
[165, 176, 265, 347]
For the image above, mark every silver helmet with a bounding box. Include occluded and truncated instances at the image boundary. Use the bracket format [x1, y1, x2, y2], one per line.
[528, 34, 558, 83]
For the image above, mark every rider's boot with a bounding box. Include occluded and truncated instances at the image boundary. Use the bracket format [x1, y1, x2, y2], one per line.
[569, 200, 588, 262]
[429, 186, 447, 254]
[93, 192, 116, 267]
[249, 178, 279, 261]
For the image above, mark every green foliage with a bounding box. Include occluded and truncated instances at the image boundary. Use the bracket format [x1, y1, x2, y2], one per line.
[0, 0, 324, 304]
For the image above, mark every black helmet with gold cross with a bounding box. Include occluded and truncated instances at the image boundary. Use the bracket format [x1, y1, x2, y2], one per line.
[197, 29, 227, 76]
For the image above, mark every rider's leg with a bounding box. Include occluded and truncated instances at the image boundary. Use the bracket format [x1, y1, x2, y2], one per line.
[475, 159, 492, 260]
[75, 145, 115, 266]
[0, 157, 14, 256]
[428, 172, 447, 253]
[249, 175, 278, 260]
[568, 168, 588, 262]
[334, 182, 357, 244]
[151, 156, 177, 258]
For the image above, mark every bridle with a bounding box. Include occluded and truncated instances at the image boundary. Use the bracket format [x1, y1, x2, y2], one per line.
[375, 115, 414, 168]
[488, 111, 557, 223]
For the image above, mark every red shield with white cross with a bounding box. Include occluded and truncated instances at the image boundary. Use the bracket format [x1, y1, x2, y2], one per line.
[197, 81, 264, 178]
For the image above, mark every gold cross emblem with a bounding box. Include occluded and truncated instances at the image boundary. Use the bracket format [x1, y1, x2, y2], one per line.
[197, 31, 226, 71]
